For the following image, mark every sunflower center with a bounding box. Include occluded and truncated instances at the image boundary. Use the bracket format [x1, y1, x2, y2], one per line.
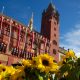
[2, 68, 6, 71]
[42, 60, 49, 66]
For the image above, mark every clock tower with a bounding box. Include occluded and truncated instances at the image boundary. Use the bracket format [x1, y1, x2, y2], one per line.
[41, 3, 59, 61]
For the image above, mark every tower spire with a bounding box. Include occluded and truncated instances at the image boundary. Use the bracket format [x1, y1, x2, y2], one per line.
[1, 6, 4, 14]
[46, 2, 56, 12]
[28, 12, 33, 31]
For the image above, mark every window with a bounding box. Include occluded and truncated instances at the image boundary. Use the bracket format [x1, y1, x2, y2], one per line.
[11, 47, 19, 57]
[54, 34, 56, 37]
[3, 26, 10, 36]
[54, 21, 56, 25]
[0, 42, 7, 53]
[19, 50, 24, 58]
[53, 49, 56, 54]
[54, 27, 56, 31]
[41, 43, 44, 50]
[53, 40, 57, 45]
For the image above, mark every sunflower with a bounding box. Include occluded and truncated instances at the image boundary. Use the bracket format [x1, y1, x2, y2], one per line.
[21, 59, 32, 67]
[66, 50, 76, 58]
[0, 64, 6, 74]
[9, 64, 25, 80]
[0, 66, 17, 80]
[0, 75, 2, 80]
[10, 68, 25, 80]
[30, 57, 38, 68]
[59, 55, 67, 65]
[33, 54, 58, 73]
[6, 66, 18, 75]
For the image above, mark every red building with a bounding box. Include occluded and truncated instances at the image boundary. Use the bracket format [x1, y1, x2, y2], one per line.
[0, 3, 59, 65]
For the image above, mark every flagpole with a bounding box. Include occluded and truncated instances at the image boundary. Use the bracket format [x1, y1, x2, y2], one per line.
[24, 28, 27, 59]
[0, 6, 4, 36]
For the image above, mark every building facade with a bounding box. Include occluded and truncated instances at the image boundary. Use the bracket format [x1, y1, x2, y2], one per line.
[0, 3, 60, 65]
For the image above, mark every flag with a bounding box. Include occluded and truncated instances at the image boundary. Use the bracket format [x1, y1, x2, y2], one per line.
[0, 16, 4, 35]
[7, 19, 13, 52]
[45, 38, 47, 48]
[32, 31, 35, 43]
[25, 28, 27, 43]
[23, 28, 27, 50]
[17, 25, 21, 47]
[9, 19, 13, 39]
[32, 31, 35, 48]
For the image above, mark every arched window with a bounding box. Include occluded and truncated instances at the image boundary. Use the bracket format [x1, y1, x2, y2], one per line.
[54, 21, 56, 25]
[53, 49, 56, 54]
[53, 40, 57, 45]
[54, 27, 56, 31]
[54, 34, 56, 37]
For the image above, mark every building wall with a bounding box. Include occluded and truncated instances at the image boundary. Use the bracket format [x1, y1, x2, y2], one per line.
[58, 47, 67, 61]
[0, 14, 50, 65]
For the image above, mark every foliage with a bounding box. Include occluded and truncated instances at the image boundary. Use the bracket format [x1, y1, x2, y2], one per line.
[55, 50, 80, 80]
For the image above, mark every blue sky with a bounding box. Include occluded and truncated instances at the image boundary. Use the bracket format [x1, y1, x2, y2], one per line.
[0, 0, 80, 56]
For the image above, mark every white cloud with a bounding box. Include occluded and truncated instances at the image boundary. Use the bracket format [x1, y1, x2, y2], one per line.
[60, 24, 80, 57]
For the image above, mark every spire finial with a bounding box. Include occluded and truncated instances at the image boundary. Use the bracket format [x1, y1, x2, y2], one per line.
[32, 12, 33, 22]
[51, 0, 52, 3]
[1, 6, 4, 14]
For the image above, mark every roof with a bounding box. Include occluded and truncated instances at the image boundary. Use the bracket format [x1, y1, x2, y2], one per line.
[0, 13, 28, 28]
[59, 47, 67, 54]
[0, 13, 48, 39]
